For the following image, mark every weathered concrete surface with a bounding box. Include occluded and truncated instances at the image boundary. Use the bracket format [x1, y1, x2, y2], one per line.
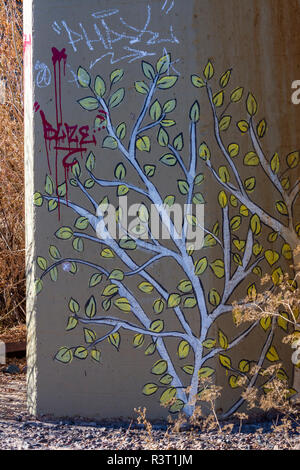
[25, 0, 300, 420]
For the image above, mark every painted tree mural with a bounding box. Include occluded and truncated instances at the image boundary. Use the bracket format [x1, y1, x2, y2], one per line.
[34, 53, 300, 418]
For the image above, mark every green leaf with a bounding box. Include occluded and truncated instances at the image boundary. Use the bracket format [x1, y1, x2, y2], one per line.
[218, 191, 228, 208]
[237, 120, 249, 133]
[266, 346, 279, 362]
[204, 61, 214, 80]
[230, 216, 242, 231]
[220, 69, 232, 88]
[160, 374, 173, 385]
[116, 122, 126, 140]
[55, 347, 73, 364]
[71, 161, 81, 178]
[219, 166, 230, 183]
[144, 165, 156, 177]
[83, 328, 97, 344]
[74, 346, 89, 360]
[164, 195, 175, 207]
[202, 339, 216, 349]
[91, 349, 101, 363]
[271, 153, 280, 174]
[37, 256, 47, 270]
[73, 237, 84, 253]
[84, 179, 95, 189]
[178, 340, 190, 359]
[265, 250, 280, 267]
[208, 289, 221, 306]
[218, 330, 228, 349]
[156, 54, 171, 74]
[133, 334, 145, 348]
[182, 365, 194, 375]
[257, 119, 267, 138]
[168, 293, 181, 308]
[85, 295, 96, 318]
[33, 192, 43, 207]
[191, 75, 205, 88]
[114, 297, 131, 312]
[157, 76, 178, 89]
[143, 383, 158, 396]
[86, 151, 95, 171]
[94, 75, 106, 97]
[272, 267, 284, 286]
[108, 332, 120, 350]
[75, 216, 89, 230]
[109, 269, 124, 281]
[160, 153, 177, 166]
[199, 142, 210, 160]
[136, 136, 151, 152]
[228, 143, 239, 158]
[135, 81, 150, 94]
[138, 282, 154, 293]
[119, 237, 137, 250]
[244, 177, 256, 192]
[78, 97, 99, 111]
[210, 259, 225, 278]
[142, 61, 156, 80]
[114, 163, 126, 180]
[110, 69, 124, 85]
[177, 280, 193, 293]
[108, 88, 125, 108]
[117, 185, 129, 196]
[198, 367, 215, 378]
[190, 101, 200, 122]
[244, 152, 259, 166]
[177, 180, 189, 195]
[45, 175, 54, 195]
[66, 316, 78, 331]
[230, 87, 244, 103]
[251, 214, 261, 235]
[77, 67, 90, 88]
[173, 133, 184, 151]
[219, 115, 231, 131]
[160, 387, 176, 405]
[103, 136, 118, 150]
[183, 297, 197, 308]
[35, 279, 43, 295]
[152, 360, 168, 375]
[193, 193, 205, 205]
[260, 316, 271, 332]
[161, 119, 176, 127]
[69, 298, 80, 314]
[150, 100, 162, 121]
[55, 226, 73, 240]
[153, 299, 165, 314]
[50, 266, 58, 282]
[276, 201, 288, 216]
[287, 151, 299, 169]
[150, 320, 164, 333]
[213, 91, 224, 107]
[163, 99, 177, 113]
[157, 127, 169, 147]
[194, 257, 208, 276]
[169, 400, 185, 413]
[89, 273, 103, 288]
[246, 93, 258, 116]
[219, 354, 232, 369]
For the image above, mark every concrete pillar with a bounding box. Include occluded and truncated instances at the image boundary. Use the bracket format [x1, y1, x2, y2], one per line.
[25, 0, 300, 420]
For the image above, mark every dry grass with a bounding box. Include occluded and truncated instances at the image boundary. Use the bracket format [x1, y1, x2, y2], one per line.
[0, 0, 25, 330]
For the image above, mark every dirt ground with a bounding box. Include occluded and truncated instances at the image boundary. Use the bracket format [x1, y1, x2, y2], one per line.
[0, 365, 300, 451]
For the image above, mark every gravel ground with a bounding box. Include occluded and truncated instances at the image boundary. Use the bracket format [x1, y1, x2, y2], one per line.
[0, 369, 300, 450]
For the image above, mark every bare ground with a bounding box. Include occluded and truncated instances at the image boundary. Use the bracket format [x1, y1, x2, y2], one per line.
[0, 368, 299, 450]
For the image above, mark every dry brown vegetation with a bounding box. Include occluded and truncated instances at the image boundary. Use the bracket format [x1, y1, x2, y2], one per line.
[0, 0, 25, 330]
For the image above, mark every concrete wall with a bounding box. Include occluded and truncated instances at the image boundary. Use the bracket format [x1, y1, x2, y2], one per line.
[25, 0, 300, 420]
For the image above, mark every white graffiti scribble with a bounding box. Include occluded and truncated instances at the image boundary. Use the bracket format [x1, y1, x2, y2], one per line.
[35, 61, 51, 88]
[161, 0, 175, 14]
[52, 4, 179, 70]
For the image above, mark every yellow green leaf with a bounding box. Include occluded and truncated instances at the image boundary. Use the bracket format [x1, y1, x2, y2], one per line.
[246, 92, 258, 116]
[266, 346, 279, 362]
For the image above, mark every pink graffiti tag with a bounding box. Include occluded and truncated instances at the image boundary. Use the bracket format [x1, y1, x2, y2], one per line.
[37, 48, 105, 218]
